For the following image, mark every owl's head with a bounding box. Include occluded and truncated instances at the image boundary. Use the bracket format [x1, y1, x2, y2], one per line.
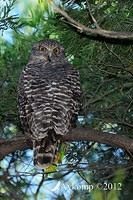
[30, 39, 66, 63]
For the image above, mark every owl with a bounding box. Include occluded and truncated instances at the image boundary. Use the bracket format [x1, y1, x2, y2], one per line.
[18, 39, 81, 169]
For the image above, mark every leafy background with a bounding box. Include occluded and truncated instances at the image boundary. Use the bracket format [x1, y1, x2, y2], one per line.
[0, 0, 133, 199]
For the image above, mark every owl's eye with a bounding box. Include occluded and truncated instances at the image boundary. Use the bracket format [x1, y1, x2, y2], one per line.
[53, 47, 60, 55]
[39, 46, 47, 52]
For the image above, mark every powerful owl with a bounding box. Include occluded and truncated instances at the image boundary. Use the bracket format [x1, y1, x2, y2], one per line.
[18, 39, 81, 169]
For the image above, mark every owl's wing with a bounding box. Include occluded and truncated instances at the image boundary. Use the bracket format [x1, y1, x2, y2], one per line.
[18, 72, 30, 135]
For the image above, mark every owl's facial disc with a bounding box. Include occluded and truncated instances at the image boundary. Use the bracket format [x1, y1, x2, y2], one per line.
[39, 45, 61, 61]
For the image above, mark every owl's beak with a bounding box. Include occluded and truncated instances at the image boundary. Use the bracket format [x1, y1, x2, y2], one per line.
[48, 51, 52, 61]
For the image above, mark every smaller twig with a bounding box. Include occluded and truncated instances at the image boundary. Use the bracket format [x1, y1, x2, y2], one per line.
[100, 165, 133, 182]
[83, 86, 118, 109]
[117, 121, 133, 128]
[77, 170, 91, 185]
[122, 99, 133, 121]
[83, 82, 133, 109]
[83, 78, 113, 110]
[104, 42, 126, 68]
[35, 171, 45, 198]
[86, 0, 101, 29]
[98, 62, 133, 76]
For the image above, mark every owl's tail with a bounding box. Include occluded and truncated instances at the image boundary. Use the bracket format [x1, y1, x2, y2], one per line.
[33, 133, 59, 169]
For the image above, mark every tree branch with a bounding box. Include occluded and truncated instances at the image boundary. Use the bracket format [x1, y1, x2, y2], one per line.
[0, 135, 32, 160]
[50, 0, 133, 40]
[0, 128, 133, 160]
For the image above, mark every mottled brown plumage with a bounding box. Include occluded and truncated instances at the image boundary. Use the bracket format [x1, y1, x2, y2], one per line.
[18, 39, 81, 169]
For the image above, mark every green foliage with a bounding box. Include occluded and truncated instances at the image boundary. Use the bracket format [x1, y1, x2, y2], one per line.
[0, 0, 133, 199]
[0, 0, 22, 31]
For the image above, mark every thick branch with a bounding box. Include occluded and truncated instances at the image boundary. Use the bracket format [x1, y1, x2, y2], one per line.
[0, 135, 32, 160]
[0, 128, 133, 160]
[50, 0, 133, 40]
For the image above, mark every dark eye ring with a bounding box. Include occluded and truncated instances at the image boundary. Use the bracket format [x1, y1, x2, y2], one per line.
[39, 46, 47, 52]
[53, 47, 60, 55]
